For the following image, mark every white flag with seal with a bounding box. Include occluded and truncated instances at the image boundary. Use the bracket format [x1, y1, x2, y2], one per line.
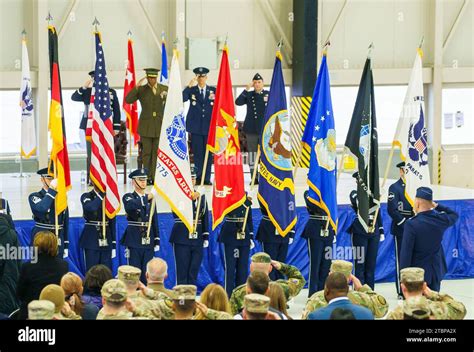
[392, 49, 430, 205]
[20, 37, 37, 158]
[153, 50, 194, 232]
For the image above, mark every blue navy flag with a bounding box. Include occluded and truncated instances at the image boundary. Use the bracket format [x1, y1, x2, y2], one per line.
[160, 34, 168, 85]
[344, 58, 380, 232]
[257, 51, 296, 236]
[304, 55, 338, 231]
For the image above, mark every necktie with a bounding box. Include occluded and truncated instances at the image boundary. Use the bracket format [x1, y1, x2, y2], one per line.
[201, 88, 205, 100]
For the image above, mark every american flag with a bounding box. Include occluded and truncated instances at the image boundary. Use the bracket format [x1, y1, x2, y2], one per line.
[89, 32, 120, 217]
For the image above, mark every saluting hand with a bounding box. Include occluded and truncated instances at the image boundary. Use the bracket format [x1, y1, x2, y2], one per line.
[137, 77, 147, 86]
[350, 274, 363, 291]
[189, 77, 197, 88]
[245, 82, 253, 91]
[83, 79, 93, 89]
[271, 260, 282, 271]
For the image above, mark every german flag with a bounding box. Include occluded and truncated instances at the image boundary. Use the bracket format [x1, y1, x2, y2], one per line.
[48, 26, 71, 214]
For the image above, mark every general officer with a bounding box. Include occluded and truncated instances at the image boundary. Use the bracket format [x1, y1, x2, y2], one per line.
[183, 67, 216, 185]
[387, 161, 414, 298]
[400, 187, 459, 292]
[218, 194, 255, 297]
[302, 190, 335, 297]
[256, 198, 294, 281]
[71, 70, 121, 183]
[235, 73, 269, 180]
[28, 167, 69, 258]
[349, 186, 384, 290]
[121, 168, 160, 282]
[125, 68, 168, 184]
[169, 169, 210, 285]
[79, 185, 117, 272]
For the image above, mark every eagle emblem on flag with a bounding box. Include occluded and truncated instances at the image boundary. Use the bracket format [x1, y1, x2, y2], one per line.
[166, 111, 188, 161]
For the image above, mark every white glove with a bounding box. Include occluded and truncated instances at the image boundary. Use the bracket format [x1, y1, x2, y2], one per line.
[154, 245, 160, 252]
[203, 240, 209, 248]
[50, 179, 58, 190]
[250, 239, 255, 249]
[196, 186, 206, 194]
[288, 238, 294, 245]
[63, 248, 68, 258]
[111, 249, 116, 259]
[380, 234, 385, 242]
[333, 236, 337, 244]
[124, 248, 130, 258]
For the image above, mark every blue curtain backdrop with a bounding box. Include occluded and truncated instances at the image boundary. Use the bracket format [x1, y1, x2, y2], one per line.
[14, 199, 474, 291]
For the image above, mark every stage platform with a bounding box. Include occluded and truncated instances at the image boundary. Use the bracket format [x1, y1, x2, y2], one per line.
[1, 170, 473, 294]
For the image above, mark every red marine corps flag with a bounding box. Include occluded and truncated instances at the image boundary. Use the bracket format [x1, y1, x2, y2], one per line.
[206, 45, 245, 229]
[123, 35, 139, 146]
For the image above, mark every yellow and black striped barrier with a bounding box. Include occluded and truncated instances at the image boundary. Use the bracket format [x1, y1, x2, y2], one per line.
[290, 96, 312, 168]
[438, 149, 442, 185]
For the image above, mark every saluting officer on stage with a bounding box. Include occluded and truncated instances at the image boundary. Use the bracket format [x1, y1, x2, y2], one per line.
[79, 185, 117, 272]
[28, 167, 69, 258]
[400, 187, 459, 292]
[71, 70, 121, 182]
[121, 168, 160, 282]
[183, 67, 216, 185]
[387, 161, 414, 298]
[219, 194, 254, 297]
[256, 198, 294, 281]
[235, 73, 269, 179]
[125, 68, 168, 184]
[169, 168, 210, 285]
[302, 190, 335, 297]
[349, 174, 384, 290]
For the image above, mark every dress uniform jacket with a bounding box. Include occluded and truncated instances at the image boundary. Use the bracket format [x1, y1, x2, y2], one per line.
[235, 89, 269, 135]
[256, 202, 294, 244]
[182, 85, 216, 136]
[218, 198, 254, 246]
[349, 190, 384, 236]
[387, 178, 414, 237]
[302, 190, 336, 240]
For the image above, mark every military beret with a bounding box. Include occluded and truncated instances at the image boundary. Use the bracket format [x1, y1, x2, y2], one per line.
[28, 300, 55, 320]
[330, 260, 353, 279]
[193, 67, 209, 76]
[172, 285, 197, 301]
[244, 294, 270, 314]
[88, 70, 95, 77]
[39, 284, 65, 313]
[253, 73, 263, 81]
[396, 161, 406, 168]
[128, 168, 149, 179]
[400, 267, 425, 283]
[144, 68, 159, 77]
[416, 187, 433, 201]
[403, 296, 431, 319]
[37, 167, 53, 178]
[251, 252, 272, 264]
[118, 265, 142, 284]
[101, 279, 128, 302]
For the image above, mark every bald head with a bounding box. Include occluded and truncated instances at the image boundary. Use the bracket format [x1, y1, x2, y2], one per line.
[250, 262, 272, 274]
[146, 258, 168, 283]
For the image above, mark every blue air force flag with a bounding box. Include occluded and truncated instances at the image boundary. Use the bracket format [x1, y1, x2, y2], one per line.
[160, 36, 168, 86]
[257, 50, 297, 236]
[303, 55, 337, 231]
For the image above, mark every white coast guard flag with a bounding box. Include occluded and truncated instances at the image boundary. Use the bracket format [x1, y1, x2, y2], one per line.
[153, 50, 194, 232]
[392, 49, 430, 205]
[20, 38, 37, 158]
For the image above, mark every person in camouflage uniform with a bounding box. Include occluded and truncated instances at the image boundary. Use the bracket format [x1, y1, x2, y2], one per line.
[302, 260, 388, 319]
[39, 284, 82, 320]
[28, 300, 55, 320]
[230, 252, 305, 315]
[386, 267, 466, 320]
[402, 296, 433, 320]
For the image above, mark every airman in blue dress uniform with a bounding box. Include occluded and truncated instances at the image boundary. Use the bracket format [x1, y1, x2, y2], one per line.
[121, 168, 160, 283]
[183, 67, 216, 185]
[169, 169, 210, 285]
[400, 187, 459, 292]
[79, 185, 117, 272]
[387, 161, 414, 297]
[218, 195, 255, 297]
[28, 167, 69, 258]
[302, 190, 335, 296]
[256, 198, 294, 281]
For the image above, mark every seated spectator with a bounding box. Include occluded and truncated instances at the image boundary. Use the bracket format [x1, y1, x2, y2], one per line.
[329, 308, 356, 320]
[308, 272, 374, 320]
[82, 264, 113, 310]
[28, 300, 55, 320]
[61, 272, 99, 320]
[268, 282, 292, 320]
[97, 279, 137, 320]
[242, 294, 280, 320]
[194, 283, 231, 320]
[0, 213, 21, 316]
[16, 231, 69, 319]
[403, 296, 432, 320]
[39, 284, 81, 320]
[146, 258, 173, 297]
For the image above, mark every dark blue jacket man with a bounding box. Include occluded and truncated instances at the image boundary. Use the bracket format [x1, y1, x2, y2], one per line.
[387, 161, 414, 297]
[121, 168, 160, 283]
[302, 190, 335, 296]
[182, 67, 216, 185]
[218, 195, 254, 297]
[28, 167, 69, 258]
[0, 198, 11, 216]
[400, 187, 458, 292]
[79, 186, 117, 272]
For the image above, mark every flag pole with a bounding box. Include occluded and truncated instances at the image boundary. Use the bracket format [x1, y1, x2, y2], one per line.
[146, 198, 156, 240]
[102, 197, 106, 242]
[336, 150, 346, 184]
[193, 148, 209, 232]
[381, 144, 395, 188]
[240, 147, 261, 235]
[127, 30, 133, 164]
